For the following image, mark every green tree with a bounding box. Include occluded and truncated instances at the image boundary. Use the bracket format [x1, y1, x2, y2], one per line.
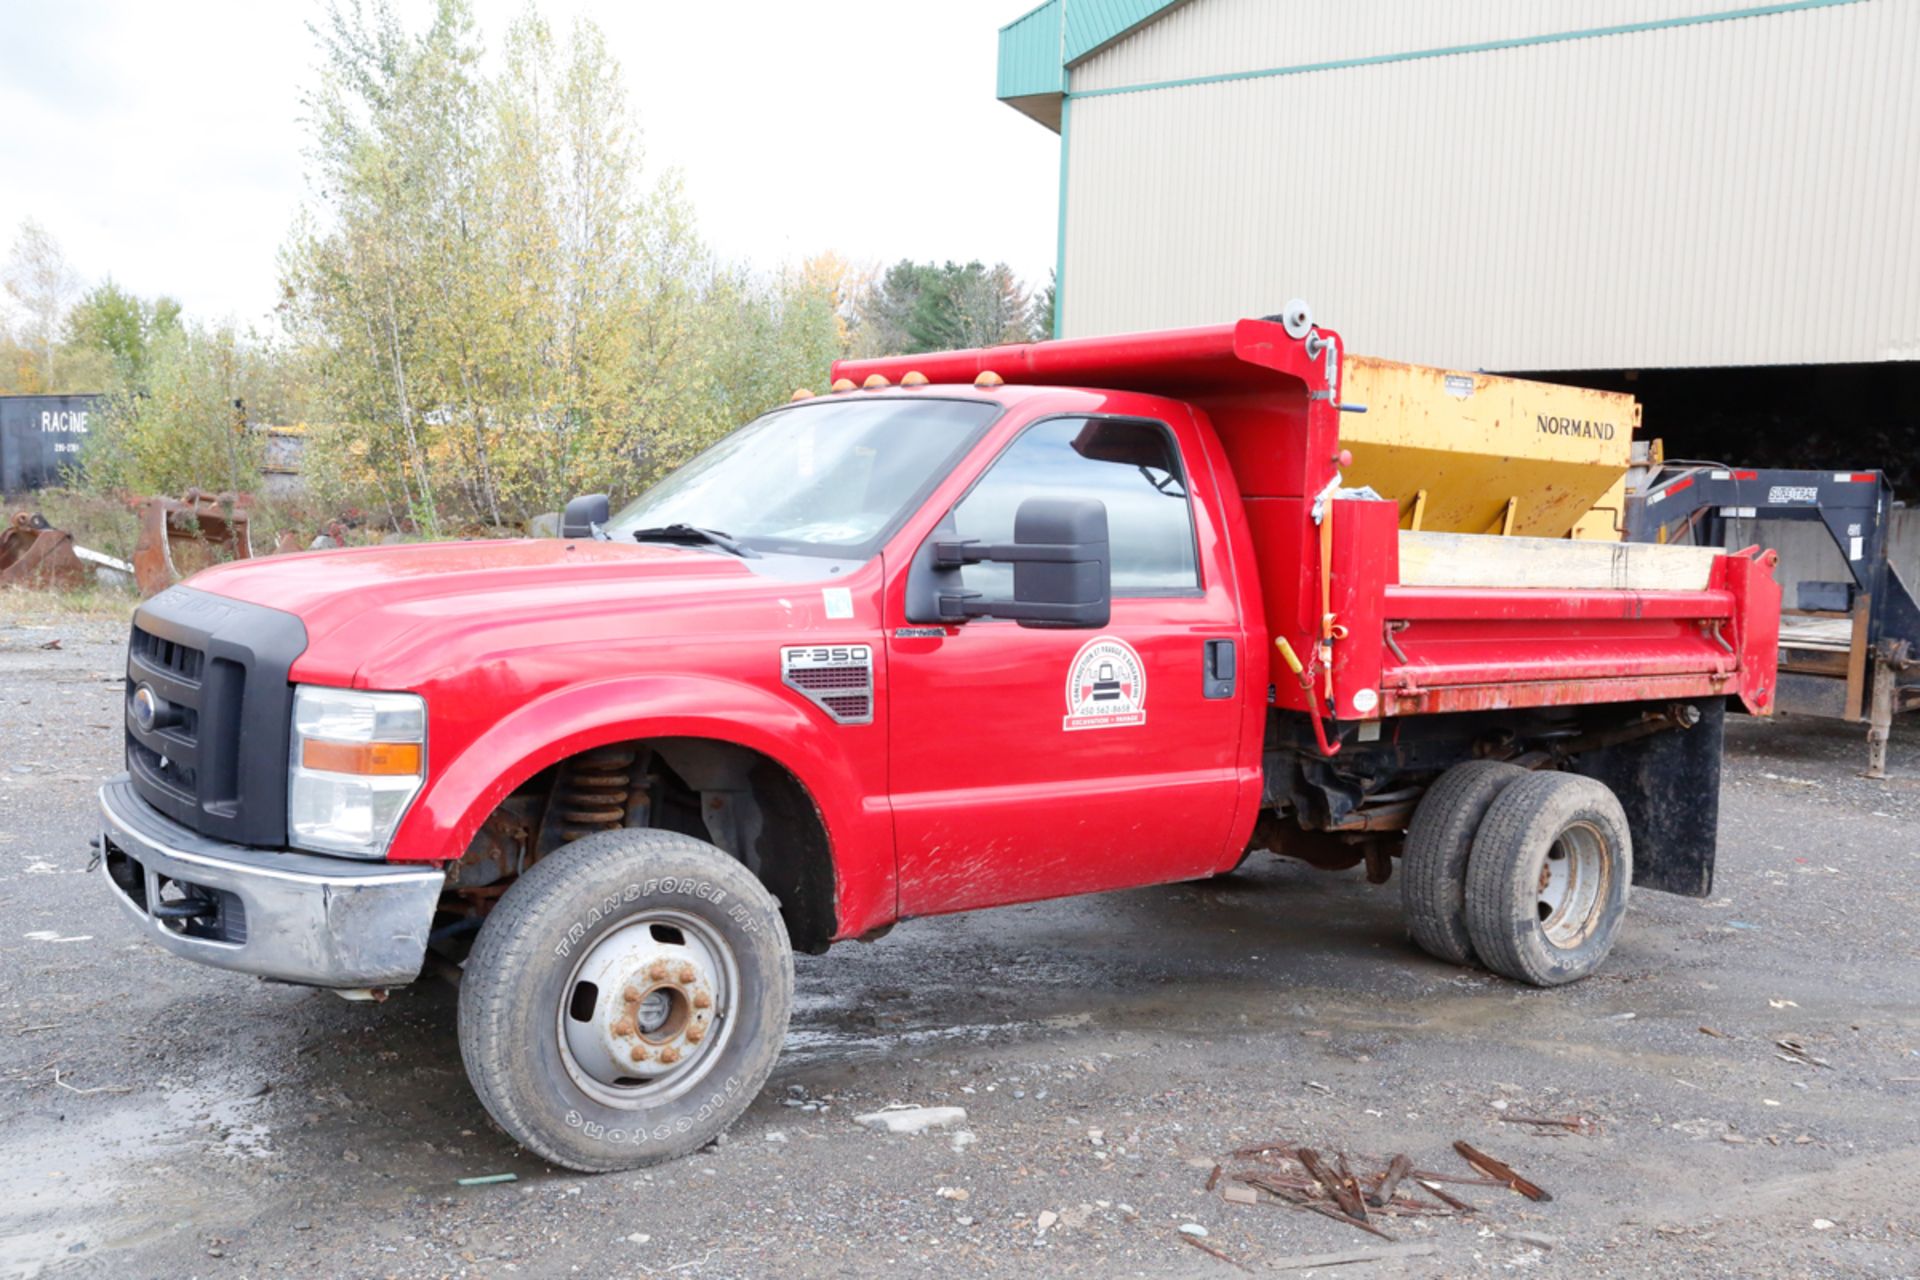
[0, 218, 121, 394]
[1030, 270, 1056, 340]
[280, 0, 844, 530]
[65, 280, 182, 387]
[84, 322, 272, 496]
[851, 259, 1038, 357]
[2, 219, 77, 388]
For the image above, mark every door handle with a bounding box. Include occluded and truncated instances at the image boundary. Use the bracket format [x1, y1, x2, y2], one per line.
[1204, 639, 1235, 700]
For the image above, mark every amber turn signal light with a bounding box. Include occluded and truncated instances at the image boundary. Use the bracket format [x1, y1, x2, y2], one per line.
[301, 739, 423, 776]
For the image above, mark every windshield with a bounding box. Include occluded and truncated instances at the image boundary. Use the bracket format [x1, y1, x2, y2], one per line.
[607, 397, 1000, 558]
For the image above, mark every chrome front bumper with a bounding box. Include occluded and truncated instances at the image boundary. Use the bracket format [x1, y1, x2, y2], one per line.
[98, 775, 444, 989]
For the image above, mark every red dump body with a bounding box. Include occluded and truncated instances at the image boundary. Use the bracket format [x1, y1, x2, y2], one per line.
[836, 318, 1781, 731]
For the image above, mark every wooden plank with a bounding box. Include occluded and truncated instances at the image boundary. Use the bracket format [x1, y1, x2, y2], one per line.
[1397, 530, 1719, 591]
[1453, 1141, 1553, 1202]
[1370, 1153, 1413, 1207]
[1844, 596, 1872, 722]
[1779, 653, 1853, 678]
[1778, 614, 1856, 653]
[1266, 1244, 1438, 1271]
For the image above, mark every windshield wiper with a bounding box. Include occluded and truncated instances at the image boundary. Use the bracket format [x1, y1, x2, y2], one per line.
[629, 524, 760, 558]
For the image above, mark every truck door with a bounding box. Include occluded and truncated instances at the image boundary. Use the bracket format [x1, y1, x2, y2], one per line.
[885, 413, 1249, 916]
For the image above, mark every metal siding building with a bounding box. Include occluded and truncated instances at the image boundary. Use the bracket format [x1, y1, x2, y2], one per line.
[999, 0, 1919, 372]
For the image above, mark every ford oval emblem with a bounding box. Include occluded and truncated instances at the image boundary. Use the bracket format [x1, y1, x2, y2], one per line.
[133, 684, 160, 732]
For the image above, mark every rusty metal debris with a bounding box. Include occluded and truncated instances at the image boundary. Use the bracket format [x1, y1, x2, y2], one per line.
[0, 512, 89, 590]
[1453, 1141, 1553, 1202]
[133, 489, 256, 597]
[269, 519, 352, 556]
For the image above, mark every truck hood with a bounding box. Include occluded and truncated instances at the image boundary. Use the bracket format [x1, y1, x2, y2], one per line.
[187, 539, 842, 687]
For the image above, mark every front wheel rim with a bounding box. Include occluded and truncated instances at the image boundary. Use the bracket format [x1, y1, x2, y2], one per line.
[1535, 820, 1611, 950]
[555, 908, 740, 1110]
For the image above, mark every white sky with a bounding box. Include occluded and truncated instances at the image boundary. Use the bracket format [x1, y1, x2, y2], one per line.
[0, 0, 1060, 328]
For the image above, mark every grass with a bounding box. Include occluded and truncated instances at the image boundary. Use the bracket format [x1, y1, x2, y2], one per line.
[0, 584, 138, 626]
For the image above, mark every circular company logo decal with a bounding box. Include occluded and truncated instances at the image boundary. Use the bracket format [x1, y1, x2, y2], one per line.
[1063, 636, 1147, 731]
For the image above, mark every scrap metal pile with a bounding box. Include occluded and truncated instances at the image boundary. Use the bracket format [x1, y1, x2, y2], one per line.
[2, 488, 376, 599]
[0, 511, 90, 590]
[1203, 1137, 1554, 1243]
[131, 489, 258, 597]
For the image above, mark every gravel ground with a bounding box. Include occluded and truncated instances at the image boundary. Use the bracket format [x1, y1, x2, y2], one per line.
[1, 603, 1917, 1279]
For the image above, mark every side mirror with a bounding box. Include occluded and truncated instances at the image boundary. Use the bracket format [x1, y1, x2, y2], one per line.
[931, 496, 1111, 628]
[561, 493, 610, 540]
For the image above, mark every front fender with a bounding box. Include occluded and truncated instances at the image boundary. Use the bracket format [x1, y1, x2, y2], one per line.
[389, 673, 890, 939]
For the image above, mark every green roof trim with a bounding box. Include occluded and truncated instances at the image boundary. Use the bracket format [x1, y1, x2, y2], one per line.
[997, 0, 1065, 100]
[1070, 0, 1868, 103]
[997, 0, 1184, 118]
[1000, 0, 1865, 129]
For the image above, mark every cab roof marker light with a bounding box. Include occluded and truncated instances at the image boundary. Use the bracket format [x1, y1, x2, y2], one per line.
[900, 371, 929, 387]
[830, 378, 856, 393]
[790, 388, 815, 401]
[862, 374, 890, 389]
[974, 370, 1005, 388]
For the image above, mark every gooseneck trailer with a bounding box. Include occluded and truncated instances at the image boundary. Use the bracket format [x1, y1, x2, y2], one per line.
[96, 314, 1778, 1171]
[1626, 463, 1918, 776]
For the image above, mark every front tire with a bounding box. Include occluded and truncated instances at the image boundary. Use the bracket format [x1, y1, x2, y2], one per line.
[1464, 772, 1632, 987]
[458, 828, 794, 1172]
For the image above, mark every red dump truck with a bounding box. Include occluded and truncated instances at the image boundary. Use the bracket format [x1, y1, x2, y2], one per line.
[97, 315, 1779, 1171]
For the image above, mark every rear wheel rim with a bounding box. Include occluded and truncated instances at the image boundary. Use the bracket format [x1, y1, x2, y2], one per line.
[555, 908, 739, 1109]
[1535, 820, 1610, 950]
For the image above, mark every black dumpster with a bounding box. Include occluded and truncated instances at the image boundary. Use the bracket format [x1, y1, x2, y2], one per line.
[0, 394, 103, 491]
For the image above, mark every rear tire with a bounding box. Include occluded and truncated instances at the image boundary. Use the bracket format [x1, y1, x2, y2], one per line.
[458, 828, 793, 1172]
[1464, 772, 1632, 987]
[1401, 760, 1527, 965]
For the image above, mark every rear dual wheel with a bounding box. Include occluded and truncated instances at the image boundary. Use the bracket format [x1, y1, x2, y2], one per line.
[1465, 772, 1632, 987]
[1403, 764, 1632, 986]
[1401, 760, 1528, 965]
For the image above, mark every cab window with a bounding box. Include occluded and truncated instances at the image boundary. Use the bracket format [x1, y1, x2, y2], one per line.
[950, 417, 1200, 597]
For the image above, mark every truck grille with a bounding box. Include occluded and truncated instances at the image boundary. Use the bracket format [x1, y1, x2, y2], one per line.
[130, 628, 206, 682]
[127, 624, 208, 802]
[124, 587, 307, 847]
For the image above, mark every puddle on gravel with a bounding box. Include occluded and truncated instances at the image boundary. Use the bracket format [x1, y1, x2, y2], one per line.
[0, 1080, 274, 1279]
[783, 1010, 1092, 1063]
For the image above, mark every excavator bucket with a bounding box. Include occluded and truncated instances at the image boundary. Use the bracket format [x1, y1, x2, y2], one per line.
[267, 518, 349, 556]
[0, 512, 91, 590]
[132, 489, 256, 597]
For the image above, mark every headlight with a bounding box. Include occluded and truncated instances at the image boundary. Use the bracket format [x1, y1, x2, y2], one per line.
[288, 686, 427, 858]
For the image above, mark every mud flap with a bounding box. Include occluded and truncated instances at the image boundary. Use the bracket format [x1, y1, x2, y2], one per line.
[1567, 698, 1725, 898]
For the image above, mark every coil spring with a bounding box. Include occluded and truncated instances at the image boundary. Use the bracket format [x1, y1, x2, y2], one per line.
[556, 746, 637, 843]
